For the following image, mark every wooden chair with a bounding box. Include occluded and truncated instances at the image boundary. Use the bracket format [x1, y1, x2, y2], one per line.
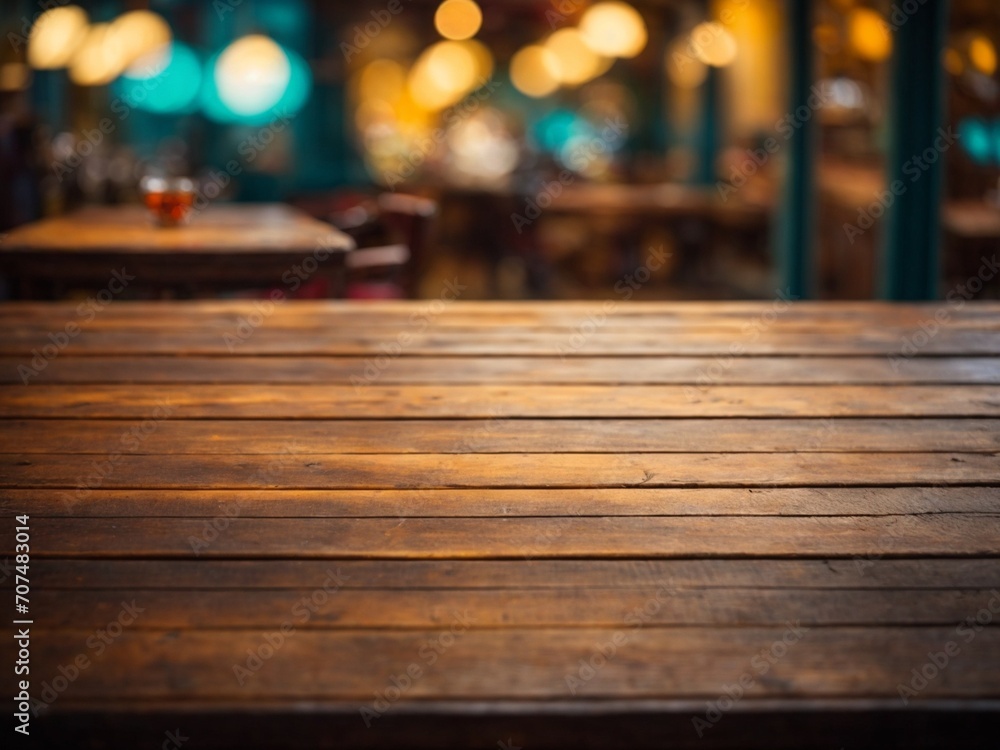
[341, 193, 437, 300]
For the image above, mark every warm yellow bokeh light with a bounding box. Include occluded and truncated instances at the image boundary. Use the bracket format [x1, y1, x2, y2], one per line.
[545, 28, 610, 86]
[579, 2, 647, 59]
[409, 41, 478, 110]
[69, 24, 129, 86]
[458, 39, 495, 82]
[109, 10, 172, 75]
[666, 38, 707, 88]
[848, 8, 891, 62]
[969, 35, 997, 76]
[689, 22, 737, 68]
[510, 45, 560, 98]
[28, 5, 89, 70]
[434, 0, 483, 41]
[215, 35, 291, 115]
[358, 59, 407, 103]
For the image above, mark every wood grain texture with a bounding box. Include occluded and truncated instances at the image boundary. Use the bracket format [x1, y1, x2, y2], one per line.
[4, 384, 1000, 417]
[4, 418, 998, 454]
[3, 355, 999, 385]
[1, 299, 997, 748]
[4, 487, 999, 518]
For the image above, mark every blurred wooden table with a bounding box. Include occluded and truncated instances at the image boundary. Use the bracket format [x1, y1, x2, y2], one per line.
[1, 301, 999, 748]
[0, 203, 354, 298]
[942, 200, 1000, 240]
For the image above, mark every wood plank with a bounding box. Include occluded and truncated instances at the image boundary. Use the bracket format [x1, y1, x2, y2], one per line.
[3, 418, 998, 455]
[4, 298, 999, 319]
[12, 514, 1000, 558]
[33, 587, 1000, 629]
[8, 627, 1000, 701]
[3, 452, 998, 490]
[30, 558, 1000, 590]
[3, 355, 999, 385]
[3, 327, 1000, 355]
[6, 487, 999, 518]
[4, 384, 1000, 418]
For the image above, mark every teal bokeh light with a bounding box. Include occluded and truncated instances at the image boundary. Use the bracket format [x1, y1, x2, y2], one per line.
[958, 117, 993, 166]
[116, 43, 202, 115]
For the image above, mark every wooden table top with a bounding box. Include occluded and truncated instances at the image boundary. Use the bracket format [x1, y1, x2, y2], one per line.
[0, 203, 354, 255]
[1, 300, 999, 748]
[942, 200, 1000, 240]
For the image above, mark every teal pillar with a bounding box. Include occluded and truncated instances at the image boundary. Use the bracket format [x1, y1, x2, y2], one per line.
[695, 66, 719, 185]
[880, 0, 949, 300]
[775, 0, 816, 298]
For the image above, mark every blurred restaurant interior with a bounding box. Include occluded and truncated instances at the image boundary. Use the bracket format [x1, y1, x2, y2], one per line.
[1, 0, 997, 302]
[4, 4, 1000, 747]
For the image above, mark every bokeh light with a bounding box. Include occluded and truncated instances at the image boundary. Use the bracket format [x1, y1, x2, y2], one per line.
[434, 0, 483, 41]
[408, 41, 479, 110]
[215, 35, 291, 116]
[203, 42, 309, 123]
[108, 11, 172, 72]
[545, 28, 611, 87]
[69, 24, 129, 86]
[510, 45, 560, 98]
[28, 5, 89, 70]
[579, 2, 648, 59]
[447, 110, 519, 182]
[689, 22, 738, 68]
[848, 8, 891, 62]
[459, 39, 495, 82]
[358, 59, 408, 104]
[666, 38, 707, 88]
[958, 117, 993, 165]
[117, 42, 201, 114]
[968, 35, 997, 76]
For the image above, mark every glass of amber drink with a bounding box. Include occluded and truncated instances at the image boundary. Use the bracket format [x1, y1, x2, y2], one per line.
[140, 176, 196, 227]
